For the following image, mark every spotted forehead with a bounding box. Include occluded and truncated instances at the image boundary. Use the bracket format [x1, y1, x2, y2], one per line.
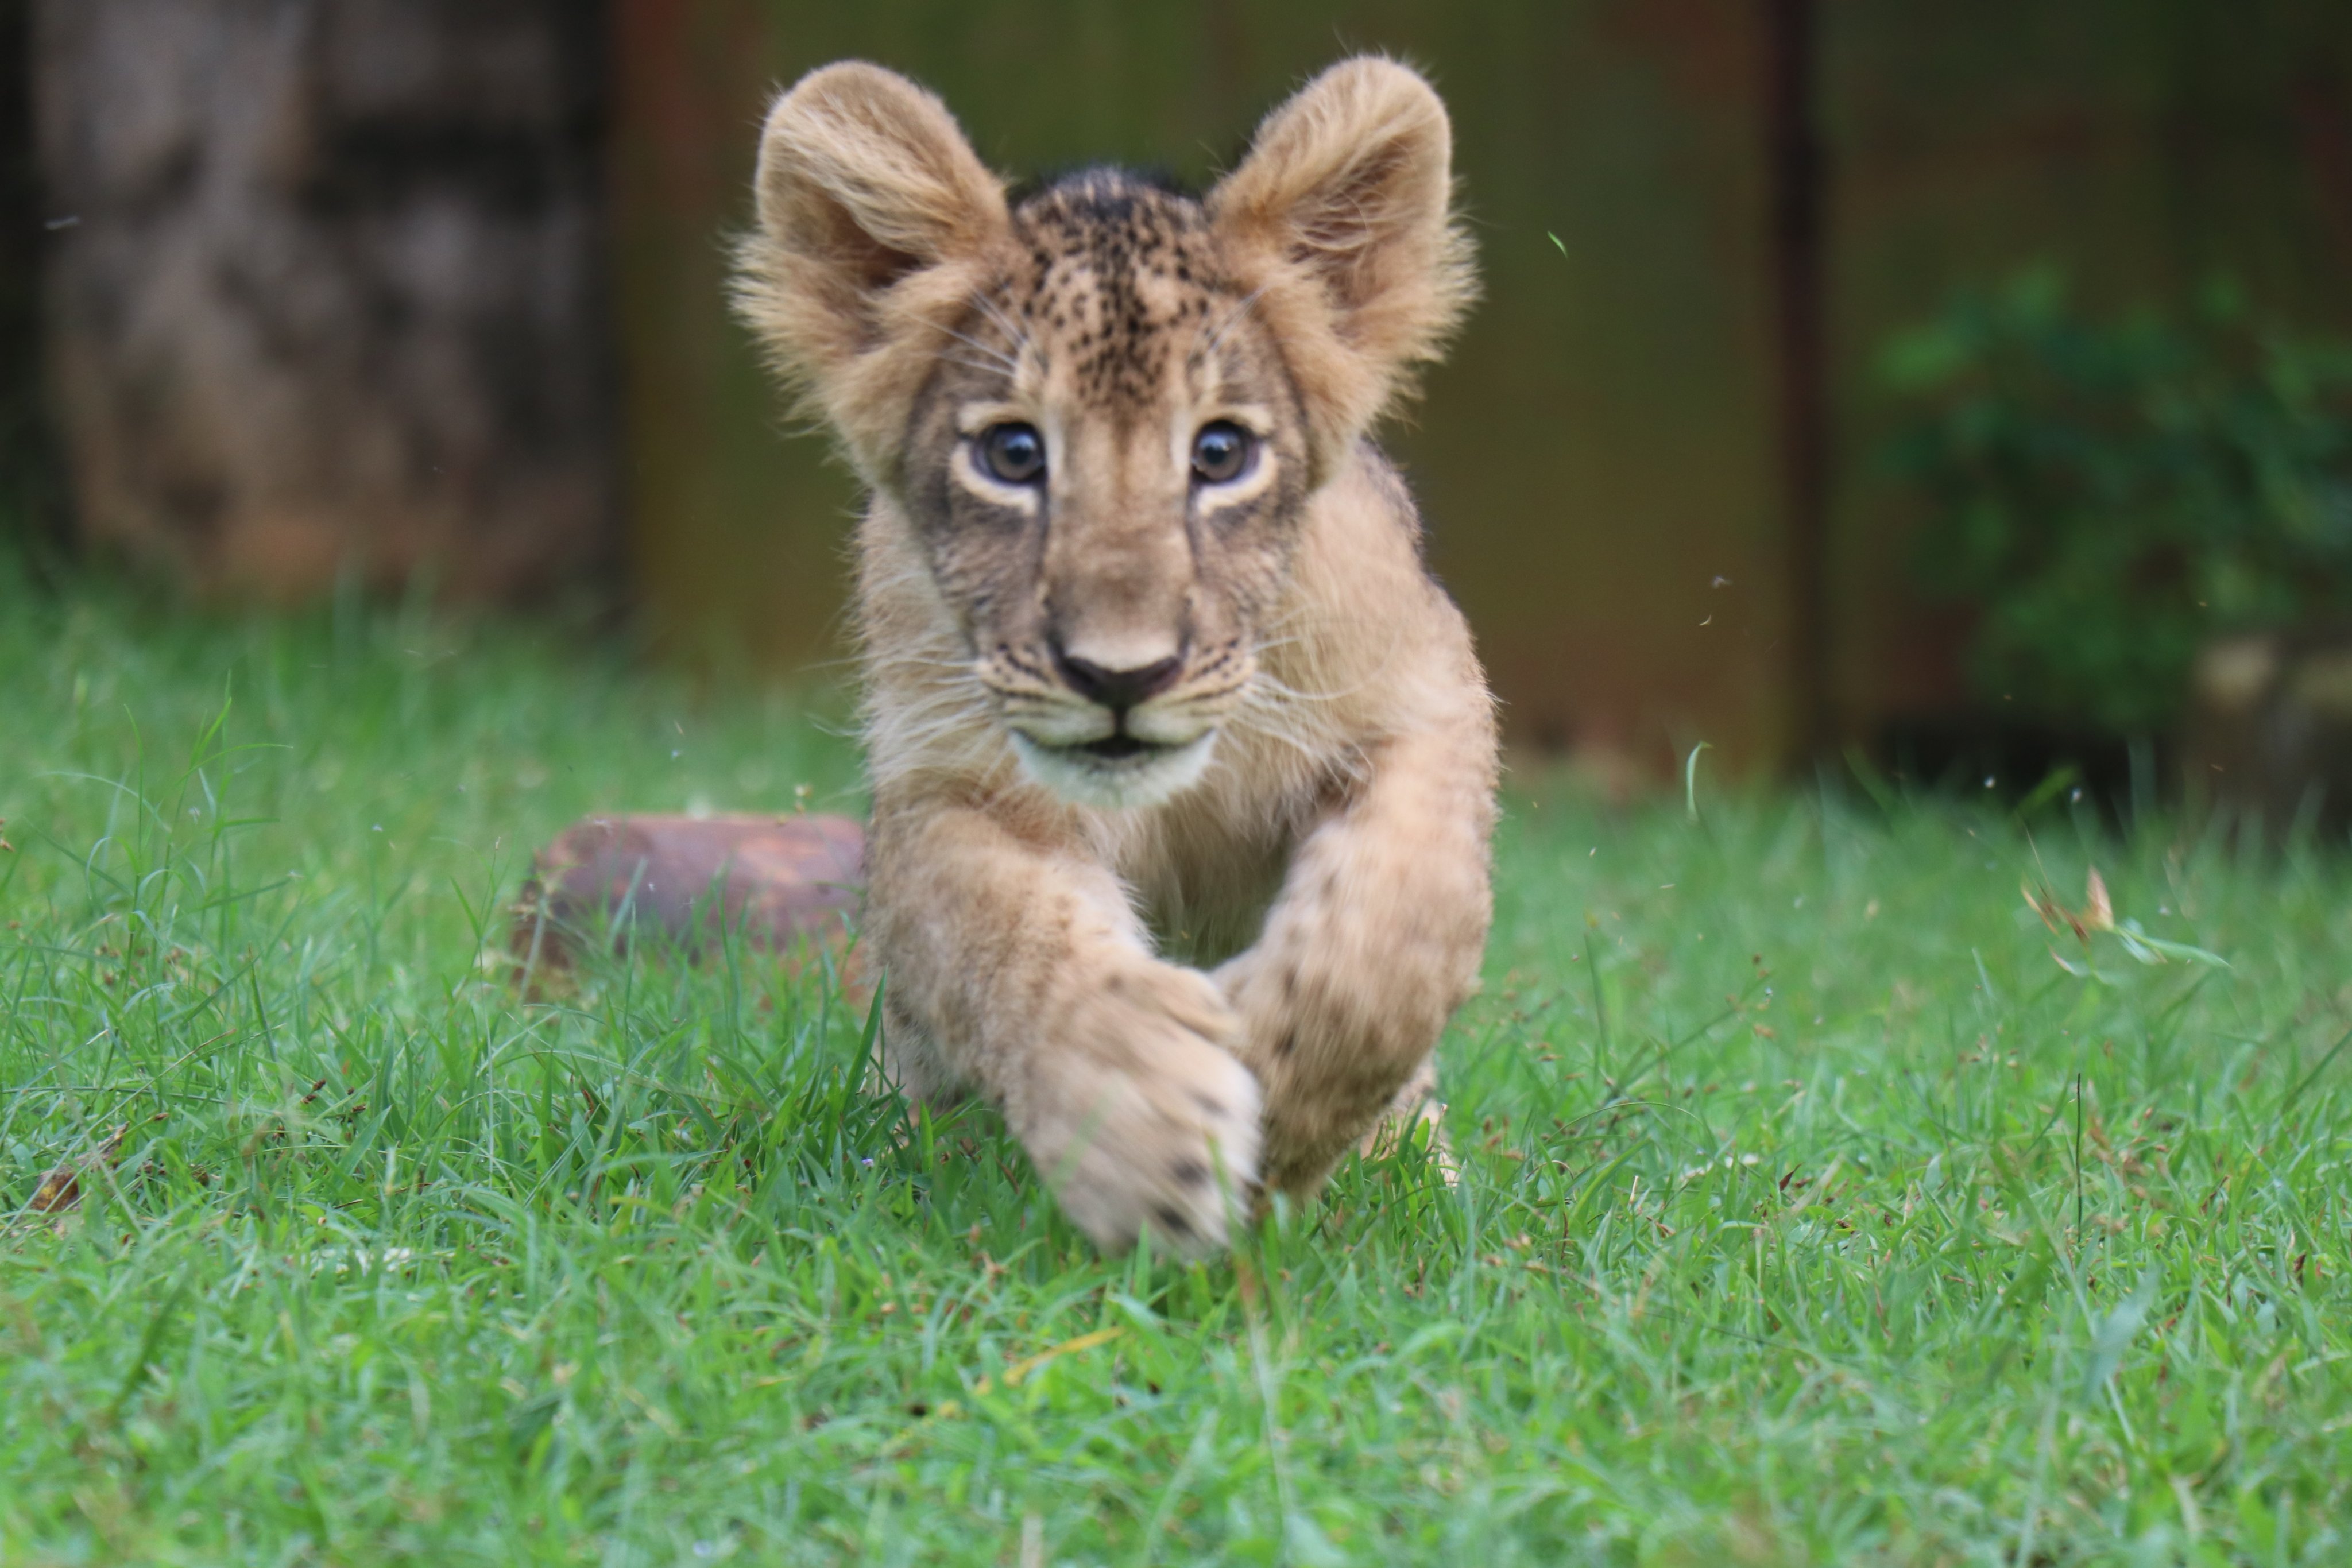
[1004, 171, 1234, 409]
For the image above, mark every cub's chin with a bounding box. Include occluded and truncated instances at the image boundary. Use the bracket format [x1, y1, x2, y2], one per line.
[1009, 730, 1219, 810]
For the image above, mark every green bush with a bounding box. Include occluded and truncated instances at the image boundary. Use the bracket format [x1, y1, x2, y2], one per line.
[1879, 272, 2352, 736]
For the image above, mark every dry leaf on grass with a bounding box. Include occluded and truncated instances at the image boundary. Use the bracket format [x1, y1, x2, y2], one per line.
[25, 1124, 129, 1215]
[2022, 866, 2115, 942]
[2026, 865, 2228, 973]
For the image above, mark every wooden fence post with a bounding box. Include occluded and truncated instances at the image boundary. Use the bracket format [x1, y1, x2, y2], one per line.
[1764, 0, 1833, 766]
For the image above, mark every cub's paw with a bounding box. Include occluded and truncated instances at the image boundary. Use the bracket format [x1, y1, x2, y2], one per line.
[1018, 964, 1263, 1255]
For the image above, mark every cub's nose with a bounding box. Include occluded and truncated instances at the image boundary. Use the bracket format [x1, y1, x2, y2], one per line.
[1051, 646, 1185, 714]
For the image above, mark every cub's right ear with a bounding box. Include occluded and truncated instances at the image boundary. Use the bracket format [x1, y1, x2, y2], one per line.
[734, 63, 1008, 470]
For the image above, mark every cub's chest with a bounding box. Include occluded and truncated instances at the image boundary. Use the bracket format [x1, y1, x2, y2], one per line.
[1119, 785, 1325, 965]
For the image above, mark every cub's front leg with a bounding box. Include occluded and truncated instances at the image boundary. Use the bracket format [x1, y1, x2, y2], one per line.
[867, 798, 1263, 1253]
[1218, 710, 1498, 1196]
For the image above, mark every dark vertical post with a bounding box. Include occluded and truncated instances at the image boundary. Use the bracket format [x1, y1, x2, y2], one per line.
[1763, 0, 1832, 765]
[0, 0, 63, 554]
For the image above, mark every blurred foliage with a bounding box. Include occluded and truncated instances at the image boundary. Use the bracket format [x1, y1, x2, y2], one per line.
[1880, 271, 2352, 736]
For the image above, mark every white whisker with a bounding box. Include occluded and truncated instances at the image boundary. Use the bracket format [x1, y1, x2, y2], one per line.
[935, 352, 1018, 381]
[930, 321, 1020, 374]
[1197, 284, 1271, 362]
[969, 292, 1035, 361]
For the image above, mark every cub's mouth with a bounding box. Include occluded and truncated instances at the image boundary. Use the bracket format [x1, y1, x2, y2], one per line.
[1008, 727, 1220, 810]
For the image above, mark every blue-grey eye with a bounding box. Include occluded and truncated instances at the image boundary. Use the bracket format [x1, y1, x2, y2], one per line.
[979, 423, 1046, 484]
[1191, 421, 1255, 485]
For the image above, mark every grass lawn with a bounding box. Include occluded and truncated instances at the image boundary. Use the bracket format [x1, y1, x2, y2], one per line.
[3, 558, 2349, 1566]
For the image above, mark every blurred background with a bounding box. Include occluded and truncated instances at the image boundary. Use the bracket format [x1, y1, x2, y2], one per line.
[7, 0, 2352, 811]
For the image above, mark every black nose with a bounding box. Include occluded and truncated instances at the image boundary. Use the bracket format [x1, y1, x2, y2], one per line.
[1052, 648, 1185, 714]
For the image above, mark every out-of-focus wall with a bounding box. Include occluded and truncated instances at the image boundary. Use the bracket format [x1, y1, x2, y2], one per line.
[618, 1, 2352, 765]
[36, 0, 621, 602]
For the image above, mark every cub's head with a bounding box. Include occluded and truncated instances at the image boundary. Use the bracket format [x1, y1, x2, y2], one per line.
[736, 58, 1471, 808]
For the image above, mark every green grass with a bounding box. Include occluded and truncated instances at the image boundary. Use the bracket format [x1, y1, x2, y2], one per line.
[3, 557, 2350, 1565]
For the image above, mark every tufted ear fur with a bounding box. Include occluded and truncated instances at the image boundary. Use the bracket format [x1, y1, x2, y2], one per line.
[1209, 58, 1475, 466]
[734, 63, 1010, 479]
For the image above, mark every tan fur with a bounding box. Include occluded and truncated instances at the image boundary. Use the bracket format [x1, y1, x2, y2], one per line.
[736, 57, 1497, 1252]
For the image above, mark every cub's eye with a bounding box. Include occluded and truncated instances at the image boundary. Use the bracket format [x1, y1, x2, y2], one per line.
[1190, 421, 1256, 485]
[978, 423, 1046, 485]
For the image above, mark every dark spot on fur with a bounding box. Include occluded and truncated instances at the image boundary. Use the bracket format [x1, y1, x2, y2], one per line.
[1191, 1093, 1224, 1118]
[1153, 1204, 1195, 1238]
[1171, 1157, 1208, 1186]
[1276, 1029, 1298, 1058]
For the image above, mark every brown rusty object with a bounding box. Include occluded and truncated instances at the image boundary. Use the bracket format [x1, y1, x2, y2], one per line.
[510, 813, 864, 981]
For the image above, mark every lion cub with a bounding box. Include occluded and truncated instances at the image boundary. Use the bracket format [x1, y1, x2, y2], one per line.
[736, 57, 1498, 1252]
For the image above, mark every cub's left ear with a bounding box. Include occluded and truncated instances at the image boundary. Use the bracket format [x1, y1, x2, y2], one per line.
[1209, 58, 1475, 448]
